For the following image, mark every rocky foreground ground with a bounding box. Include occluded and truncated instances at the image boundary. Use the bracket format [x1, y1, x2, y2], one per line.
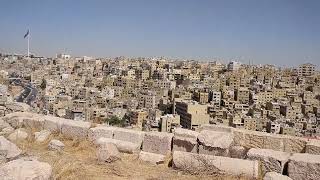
[0, 114, 248, 180]
[1, 112, 320, 180]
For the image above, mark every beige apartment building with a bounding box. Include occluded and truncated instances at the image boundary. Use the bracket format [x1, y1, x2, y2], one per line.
[267, 121, 281, 134]
[175, 100, 209, 129]
[210, 90, 221, 108]
[135, 69, 150, 80]
[257, 90, 274, 104]
[243, 116, 257, 131]
[280, 105, 297, 120]
[228, 75, 240, 90]
[229, 113, 243, 128]
[122, 69, 136, 79]
[138, 91, 157, 109]
[160, 114, 180, 132]
[273, 88, 286, 99]
[265, 102, 281, 116]
[130, 110, 148, 128]
[256, 118, 268, 132]
[281, 126, 296, 136]
[235, 87, 250, 104]
[298, 63, 315, 77]
[194, 92, 209, 104]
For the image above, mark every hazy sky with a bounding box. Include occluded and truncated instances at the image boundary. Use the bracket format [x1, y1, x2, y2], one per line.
[0, 0, 319, 66]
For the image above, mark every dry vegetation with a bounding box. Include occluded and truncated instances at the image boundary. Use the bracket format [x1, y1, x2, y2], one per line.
[14, 134, 250, 180]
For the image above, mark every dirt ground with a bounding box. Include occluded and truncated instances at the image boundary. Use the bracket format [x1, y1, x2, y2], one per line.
[15, 135, 250, 180]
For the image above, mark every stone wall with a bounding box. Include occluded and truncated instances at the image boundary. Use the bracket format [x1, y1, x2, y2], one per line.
[2, 112, 320, 179]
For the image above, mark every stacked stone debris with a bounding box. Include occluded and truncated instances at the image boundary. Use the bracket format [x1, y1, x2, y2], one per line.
[2, 112, 320, 179]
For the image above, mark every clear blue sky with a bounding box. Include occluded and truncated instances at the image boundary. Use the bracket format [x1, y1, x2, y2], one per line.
[0, 0, 319, 66]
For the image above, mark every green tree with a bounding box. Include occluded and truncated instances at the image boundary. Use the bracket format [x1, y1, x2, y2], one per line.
[40, 79, 47, 90]
[105, 115, 125, 127]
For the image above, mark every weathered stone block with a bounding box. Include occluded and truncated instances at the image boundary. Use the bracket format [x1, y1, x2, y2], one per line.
[0, 136, 21, 160]
[34, 130, 51, 143]
[243, 131, 265, 149]
[142, 132, 173, 155]
[48, 139, 65, 151]
[233, 129, 284, 151]
[199, 124, 234, 133]
[97, 143, 120, 163]
[229, 146, 247, 159]
[96, 137, 140, 153]
[113, 128, 145, 145]
[247, 148, 290, 175]
[3, 112, 33, 128]
[88, 126, 116, 142]
[6, 116, 24, 129]
[198, 130, 233, 156]
[264, 172, 292, 180]
[306, 139, 320, 155]
[288, 153, 320, 180]
[139, 151, 165, 165]
[0, 120, 11, 130]
[283, 136, 307, 153]
[8, 128, 28, 141]
[173, 128, 198, 153]
[61, 119, 91, 139]
[23, 115, 45, 130]
[0, 159, 52, 179]
[0, 126, 14, 136]
[172, 151, 259, 179]
[233, 129, 246, 147]
[43, 116, 63, 132]
[263, 134, 284, 151]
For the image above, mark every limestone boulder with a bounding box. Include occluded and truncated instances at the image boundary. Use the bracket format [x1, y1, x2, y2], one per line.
[34, 130, 51, 143]
[0, 126, 14, 136]
[97, 143, 120, 163]
[61, 119, 91, 139]
[288, 153, 320, 180]
[282, 136, 307, 153]
[247, 148, 290, 175]
[229, 146, 247, 159]
[263, 134, 284, 151]
[0, 120, 11, 130]
[113, 128, 145, 145]
[306, 139, 320, 155]
[23, 115, 45, 130]
[2, 112, 34, 128]
[173, 151, 259, 178]
[264, 172, 292, 180]
[8, 128, 28, 141]
[142, 132, 173, 155]
[43, 116, 63, 132]
[0, 136, 22, 160]
[48, 139, 65, 151]
[199, 124, 234, 133]
[139, 151, 165, 165]
[0, 159, 52, 180]
[198, 130, 233, 156]
[96, 137, 140, 153]
[233, 129, 284, 151]
[6, 116, 24, 129]
[88, 126, 116, 142]
[173, 128, 198, 153]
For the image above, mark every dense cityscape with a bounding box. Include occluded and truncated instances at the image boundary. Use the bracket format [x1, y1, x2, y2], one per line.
[1, 53, 320, 179]
[1, 53, 319, 137]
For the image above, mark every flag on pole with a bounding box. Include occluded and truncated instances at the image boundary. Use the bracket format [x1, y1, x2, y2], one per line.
[24, 29, 29, 39]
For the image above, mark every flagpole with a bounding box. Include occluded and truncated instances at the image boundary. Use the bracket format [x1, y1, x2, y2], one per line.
[27, 32, 30, 57]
